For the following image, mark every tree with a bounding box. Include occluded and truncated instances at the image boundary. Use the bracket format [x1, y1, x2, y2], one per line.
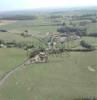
[62, 22, 66, 26]
[57, 26, 68, 33]
[91, 18, 97, 23]
[88, 33, 97, 37]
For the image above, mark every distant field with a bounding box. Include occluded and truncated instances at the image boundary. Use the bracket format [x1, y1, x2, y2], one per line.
[0, 20, 16, 26]
[0, 20, 97, 44]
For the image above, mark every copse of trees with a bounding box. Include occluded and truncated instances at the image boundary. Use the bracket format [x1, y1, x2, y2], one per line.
[0, 39, 5, 44]
[24, 44, 35, 50]
[0, 29, 8, 32]
[75, 28, 87, 36]
[57, 26, 68, 33]
[0, 39, 35, 49]
[88, 33, 97, 37]
[49, 15, 62, 19]
[71, 13, 96, 21]
[0, 15, 37, 20]
[80, 40, 95, 50]
[91, 18, 97, 23]
[79, 21, 90, 26]
[57, 26, 87, 36]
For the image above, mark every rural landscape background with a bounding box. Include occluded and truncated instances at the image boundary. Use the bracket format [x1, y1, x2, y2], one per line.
[0, 6, 97, 100]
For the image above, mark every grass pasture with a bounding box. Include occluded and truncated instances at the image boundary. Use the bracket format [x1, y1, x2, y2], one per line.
[0, 48, 25, 79]
[0, 51, 97, 100]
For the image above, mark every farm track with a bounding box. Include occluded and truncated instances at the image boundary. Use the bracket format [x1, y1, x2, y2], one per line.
[0, 58, 29, 87]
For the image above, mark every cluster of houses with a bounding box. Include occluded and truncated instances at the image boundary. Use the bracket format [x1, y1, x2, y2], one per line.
[0, 29, 81, 49]
[46, 32, 81, 50]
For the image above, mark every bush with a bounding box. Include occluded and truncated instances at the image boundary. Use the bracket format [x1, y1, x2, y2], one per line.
[0, 29, 8, 32]
[91, 18, 97, 23]
[0, 39, 5, 44]
[88, 33, 97, 37]
[80, 40, 95, 50]
[57, 26, 68, 33]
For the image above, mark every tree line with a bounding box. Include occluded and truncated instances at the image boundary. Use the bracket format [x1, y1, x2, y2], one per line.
[0, 15, 37, 20]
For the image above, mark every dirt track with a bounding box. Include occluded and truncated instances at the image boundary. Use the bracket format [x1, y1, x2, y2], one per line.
[0, 58, 29, 86]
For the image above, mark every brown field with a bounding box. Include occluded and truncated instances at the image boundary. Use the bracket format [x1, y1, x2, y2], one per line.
[0, 20, 16, 26]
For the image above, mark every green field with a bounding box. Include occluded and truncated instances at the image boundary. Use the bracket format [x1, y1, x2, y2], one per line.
[0, 48, 25, 79]
[0, 49, 97, 100]
[0, 10, 97, 100]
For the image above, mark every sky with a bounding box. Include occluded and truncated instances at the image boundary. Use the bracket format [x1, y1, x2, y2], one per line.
[0, 0, 97, 12]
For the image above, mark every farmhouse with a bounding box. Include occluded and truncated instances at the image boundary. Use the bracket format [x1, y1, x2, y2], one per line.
[28, 49, 48, 63]
[0, 44, 7, 48]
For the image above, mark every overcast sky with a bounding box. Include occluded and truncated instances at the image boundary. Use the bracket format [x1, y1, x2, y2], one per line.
[0, 0, 97, 12]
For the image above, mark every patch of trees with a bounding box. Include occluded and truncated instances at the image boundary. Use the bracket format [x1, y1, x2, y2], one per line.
[91, 18, 97, 23]
[24, 45, 34, 50]
[0, 15, 37, 20]
[88, 33, 97, 37]
[62, 48, 95, 52]
[0, 41, 17, 48]
[21, 30, 32, 37]
[49, 15, 62, 19]
[0, 29, 8, 32]
[57, 26, 68, 33]
[80, 14, 96, 18]
[0, 40, 5, 44]
[0, 40, 23, 48]
[57, 26, 87, 36]
[80, 40, 95, 50]
[0, 39, 35, 50]
[71, 14, 96, 21]
[79, 21, 90, 26]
